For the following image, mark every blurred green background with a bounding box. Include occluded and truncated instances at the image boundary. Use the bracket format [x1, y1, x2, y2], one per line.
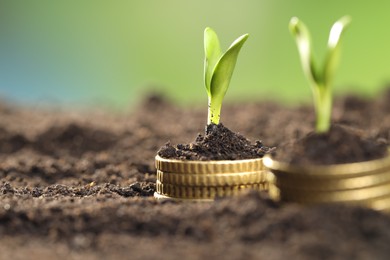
[0, 1, 389, 109]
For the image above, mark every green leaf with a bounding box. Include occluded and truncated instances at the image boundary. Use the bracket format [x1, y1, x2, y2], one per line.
[209, 33, 249, 102]
[324, 16, 351, 86]
[289, 17, 321, 86]
[204, 27, 222, 95]
[289, 16, 351, 133]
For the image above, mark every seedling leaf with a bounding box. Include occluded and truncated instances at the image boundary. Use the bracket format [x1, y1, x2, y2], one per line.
[204, 27, 222, 95]
[324, 16, 351, 86]
[210, 33, 249, 101]
[203, 28, 249, 125]
[289, 16, 350, 133]
[289, 17, 321, 86]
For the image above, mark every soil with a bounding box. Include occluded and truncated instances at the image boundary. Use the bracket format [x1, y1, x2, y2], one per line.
[1, 90, 390, 259]
[273, 124, 388, 165]
[158, 123, 273, 160]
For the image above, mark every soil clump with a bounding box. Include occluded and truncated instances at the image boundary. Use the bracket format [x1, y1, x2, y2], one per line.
[273, 124, 388, 165]
[158, 123, 273, 160]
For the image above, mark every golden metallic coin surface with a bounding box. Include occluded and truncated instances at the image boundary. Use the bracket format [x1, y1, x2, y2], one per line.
[264, 151, 390, 212]
[263, 151, 390, 179]
[367, 194, 390, 211]
[155, 156, 267, 200]
[155, 180, 265, 199]
[275, 170, 390, 191]
[154, 192, 213, 202]
[268, 182, 390, 211]
[155, 155, 263, 174]
[268, 183, 280, 201]
[157, 169, 267, 186]
[276, 181, 390, 203]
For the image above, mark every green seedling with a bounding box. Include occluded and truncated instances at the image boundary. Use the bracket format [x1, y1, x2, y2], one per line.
[289, 16, 351, 133]
[204, 27, 249, 125]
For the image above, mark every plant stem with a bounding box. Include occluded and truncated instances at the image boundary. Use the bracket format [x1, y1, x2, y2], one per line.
[313, 85, 332, 133]
[207, 97, 221, 125]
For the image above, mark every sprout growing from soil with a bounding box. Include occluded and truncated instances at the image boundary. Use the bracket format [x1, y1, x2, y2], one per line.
[204, 27, 249, 125]
[289, 16, 351, 133]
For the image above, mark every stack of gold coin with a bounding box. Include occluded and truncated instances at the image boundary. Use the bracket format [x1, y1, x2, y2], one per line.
[264, 152, 390, 213]
[154, 155, 268, 200]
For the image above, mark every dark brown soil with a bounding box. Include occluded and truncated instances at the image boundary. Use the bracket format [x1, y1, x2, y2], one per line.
[158, 123, 273, 160]
[1, 90, 390, 259]
[273, 124, 388, 165]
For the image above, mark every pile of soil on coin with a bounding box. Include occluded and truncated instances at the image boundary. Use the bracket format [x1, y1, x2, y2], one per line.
[273, 124, 388, 165]
[158, 123, 273, 160]
[1, 88, 390, 259]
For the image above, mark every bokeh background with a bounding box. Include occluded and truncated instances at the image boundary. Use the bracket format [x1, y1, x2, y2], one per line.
[0, 1, 389, 109]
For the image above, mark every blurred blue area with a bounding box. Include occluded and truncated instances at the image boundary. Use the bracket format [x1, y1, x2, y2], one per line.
[0, 1, 389, 108]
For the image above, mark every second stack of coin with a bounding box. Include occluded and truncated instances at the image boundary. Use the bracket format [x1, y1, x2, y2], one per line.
[264, 152, 390, 212]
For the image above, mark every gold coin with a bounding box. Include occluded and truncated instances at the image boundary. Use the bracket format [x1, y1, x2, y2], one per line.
[264, 150, 390, 211]
[268, 182, 390, 212]
[157, 169, 267, 186]
[155, 155, 263, 174]
[277, 181, 390, 203]
[268, 183, 280, 201]
[275, 170, 390, 191]
[155, 180, 265, 199]
[263, 151, 390, 179]
[367, 194, 390, 212]
[154, 192, 213, 202]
